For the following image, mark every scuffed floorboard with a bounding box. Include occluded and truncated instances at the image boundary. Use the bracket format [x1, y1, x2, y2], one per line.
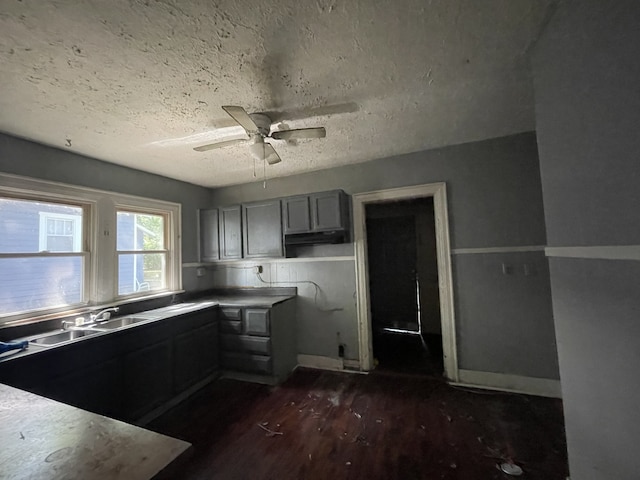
[149, 368, 568, 480]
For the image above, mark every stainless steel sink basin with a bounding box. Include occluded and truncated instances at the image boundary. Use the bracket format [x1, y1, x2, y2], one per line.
[93, 316, 151, 330]
[30, 329, 99, 346]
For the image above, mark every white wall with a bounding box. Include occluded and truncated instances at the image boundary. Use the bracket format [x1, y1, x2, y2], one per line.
[532, 1, 640, 478]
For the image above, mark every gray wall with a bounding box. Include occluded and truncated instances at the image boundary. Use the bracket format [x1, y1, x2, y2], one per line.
[0, 133, 213, 292]
[532, 1, 640, 478]
[211, 132, 560, 379]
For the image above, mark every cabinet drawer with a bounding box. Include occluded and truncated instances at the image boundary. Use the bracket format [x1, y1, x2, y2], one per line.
[244, 308, 270, 336]
[219, 307, 242, 321]
[221, 352, 272, 374]
[219, 320, 242, 334]
[221, 334, 271, 355]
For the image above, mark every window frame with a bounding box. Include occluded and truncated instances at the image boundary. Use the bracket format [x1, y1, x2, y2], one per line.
[38, 211, 83, 252]
[114, 206, 174, 299]
[0, 173, 182, 325]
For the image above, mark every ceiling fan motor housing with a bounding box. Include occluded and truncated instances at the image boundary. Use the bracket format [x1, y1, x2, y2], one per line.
[248, 113, 273, 137]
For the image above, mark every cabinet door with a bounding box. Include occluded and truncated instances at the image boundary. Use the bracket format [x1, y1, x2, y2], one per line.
[282, 195, 311, 234]
[198, 322, 219, 376]
[311, 191, 345, 231]
[199, 209, 219, 262]
[123, 339, 172, 420]
[244, 308, 270, 336]
[242, 200, 283, 258]
[45, 358, 122, 419]
[219, 205, 242, 260]
[173, 328, 201, 393]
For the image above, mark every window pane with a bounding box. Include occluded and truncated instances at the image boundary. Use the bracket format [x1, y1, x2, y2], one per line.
[0, 257, 83, 315]
[117, 212, 165, 251]
[118, 253, 166, 295]
[0, 198, 83, 253]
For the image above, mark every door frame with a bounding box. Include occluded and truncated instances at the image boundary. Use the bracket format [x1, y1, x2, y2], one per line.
[353, 182, 458, 381]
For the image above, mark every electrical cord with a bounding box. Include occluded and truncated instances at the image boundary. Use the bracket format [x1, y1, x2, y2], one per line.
[256, 272, 343, 313]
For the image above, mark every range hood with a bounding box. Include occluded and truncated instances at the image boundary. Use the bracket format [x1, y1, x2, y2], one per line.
[284, 230, 347, 246]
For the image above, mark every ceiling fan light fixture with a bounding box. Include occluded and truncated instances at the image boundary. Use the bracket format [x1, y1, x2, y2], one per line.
[249, 136, 266, 160]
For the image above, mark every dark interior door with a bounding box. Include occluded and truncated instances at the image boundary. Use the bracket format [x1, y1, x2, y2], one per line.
[366, 214, 418, 330]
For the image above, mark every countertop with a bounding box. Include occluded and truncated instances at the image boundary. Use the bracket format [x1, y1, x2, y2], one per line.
[205, 295, 295, 308]
[0, 383, 191, 480]
[0, 292, 296, 363]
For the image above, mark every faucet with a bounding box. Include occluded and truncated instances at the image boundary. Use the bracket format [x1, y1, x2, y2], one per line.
[60, 307, 119, 329]
[91, 307, 119, 323]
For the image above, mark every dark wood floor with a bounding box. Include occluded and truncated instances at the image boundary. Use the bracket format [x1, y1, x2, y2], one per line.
[149, 368, 568, 479]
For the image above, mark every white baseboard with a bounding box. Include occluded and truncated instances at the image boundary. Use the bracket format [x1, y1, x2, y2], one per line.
[343, 359, 361, 370]
[297, 354, 344, 371]
[454, 369, 562, 398]
[296, 355, 365, 374]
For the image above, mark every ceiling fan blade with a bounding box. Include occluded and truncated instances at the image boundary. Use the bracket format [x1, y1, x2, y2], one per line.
[222, 106, 260, 135]
[265, 102, 359, 123]
[263, 143, 282, 165]
[193, 138, 248, 152]
[271, 127, 326, 141]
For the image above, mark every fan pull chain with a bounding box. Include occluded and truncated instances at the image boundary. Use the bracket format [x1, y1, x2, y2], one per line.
[262, 142, 267, 188]
[253, 156, 256, 177]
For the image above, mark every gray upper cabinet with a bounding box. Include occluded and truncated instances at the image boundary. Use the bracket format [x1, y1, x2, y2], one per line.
[311, 190, 346, 231]
[282, 190, 349, 234]
[200, 190, 349, 261]
[199, 209, 219, 262]
[282, 195, 311, 234]
[243, 199, 283, 258]
[219, 205, 242, 260]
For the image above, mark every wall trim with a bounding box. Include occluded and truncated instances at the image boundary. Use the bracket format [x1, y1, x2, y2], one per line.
[343, 359, 361, 370]
[454, 369, 562, 398]
[183, 256, 355, 268]
[352, 182, 458, 382]
[296, 355, 366, 374]
[297, 354, 345, 371]
[546, 245, 640, 261]
[452, 245, 546, 255]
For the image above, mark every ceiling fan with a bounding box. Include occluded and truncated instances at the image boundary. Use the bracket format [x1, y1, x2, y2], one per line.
[193, 106, 327, 165]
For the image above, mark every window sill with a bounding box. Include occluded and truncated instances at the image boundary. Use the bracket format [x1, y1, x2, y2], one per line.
[0, 290, 185, 329]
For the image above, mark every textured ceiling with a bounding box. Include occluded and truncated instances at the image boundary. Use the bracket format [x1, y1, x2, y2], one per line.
[0, 0, 555, 187]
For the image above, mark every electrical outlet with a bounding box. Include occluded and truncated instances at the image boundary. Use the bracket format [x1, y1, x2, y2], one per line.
[255, 265, 263, 274]
[501, 263, 514, 275]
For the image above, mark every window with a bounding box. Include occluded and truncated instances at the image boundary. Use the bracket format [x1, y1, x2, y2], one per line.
[0, 197, 88, 316]
[39, 212, 82, 252]
[116, 210, 168, 296]
[0, 173, 182, 324]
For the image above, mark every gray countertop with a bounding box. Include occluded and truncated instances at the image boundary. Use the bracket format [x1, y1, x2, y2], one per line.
[0, 383, 191, 480]
[204, 295, 295, 308]
[0, 294, 296, 363]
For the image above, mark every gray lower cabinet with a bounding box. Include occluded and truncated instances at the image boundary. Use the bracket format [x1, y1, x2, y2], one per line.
[219, 300, 296, 384]
[173, 320, 219, 393]
[45, 358, 122, 419]
[0, 308, 220, 422]
[123, 339, 173, 420]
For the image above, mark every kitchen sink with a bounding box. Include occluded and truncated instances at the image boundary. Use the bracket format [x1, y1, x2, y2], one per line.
[30, 329, 100, 346]
[92, 316, 152, 330]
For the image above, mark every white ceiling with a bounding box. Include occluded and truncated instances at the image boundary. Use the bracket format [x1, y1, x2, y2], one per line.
[0, 0, 555, 188]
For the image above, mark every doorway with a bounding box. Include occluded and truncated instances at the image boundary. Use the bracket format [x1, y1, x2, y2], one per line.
[366, 197, 443, 375]
[353, 183, 458, 381]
